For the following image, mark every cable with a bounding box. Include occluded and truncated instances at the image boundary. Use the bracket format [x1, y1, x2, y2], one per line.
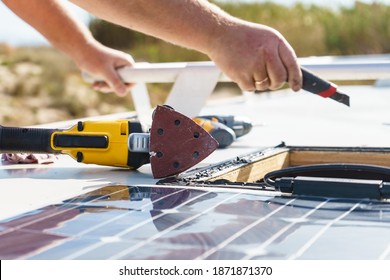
[263, 163, 390, 200]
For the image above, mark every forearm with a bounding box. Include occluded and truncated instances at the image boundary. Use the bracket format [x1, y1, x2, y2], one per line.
[72, 0, 301, 91]
[3, 0, 136, 95]
[5, 0, 301, 93]
[3, 0, 98, 65]
[70, 0, 235, 54]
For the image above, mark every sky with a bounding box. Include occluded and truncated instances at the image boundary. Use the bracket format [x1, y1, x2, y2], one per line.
[0, 1, 90, 46]
[1, 0, 390, 46]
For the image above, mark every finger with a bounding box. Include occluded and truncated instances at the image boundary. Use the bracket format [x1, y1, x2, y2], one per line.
[278, 41, 302, 92]
[253, 77, 269, 92]
[237, 81, 256, 92]
[93, 81, 134, 94]
[105, 68, 128, 96]
[263, 48, 288, 90]
[253, 51, 270, 91]
[92, 81, 111, 93]
[232, 73, 257, 92]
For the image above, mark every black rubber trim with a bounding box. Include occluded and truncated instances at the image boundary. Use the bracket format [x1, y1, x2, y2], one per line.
[53, 134, 108, 148]
[0, 125, 59, 153]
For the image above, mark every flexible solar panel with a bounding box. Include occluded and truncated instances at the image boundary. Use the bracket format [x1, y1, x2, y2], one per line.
[1, 184, 390, 260]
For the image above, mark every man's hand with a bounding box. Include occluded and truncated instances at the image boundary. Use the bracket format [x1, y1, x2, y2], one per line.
[208, 22, 302, 92]
[77, 44, 135, 96]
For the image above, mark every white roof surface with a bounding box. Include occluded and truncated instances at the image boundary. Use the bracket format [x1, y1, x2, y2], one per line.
[1, 84, 389, 220]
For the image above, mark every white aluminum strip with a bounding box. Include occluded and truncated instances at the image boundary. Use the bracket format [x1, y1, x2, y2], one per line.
[165, 62, 221, 117]
[130, 83, 153, 128]
[300, 61, 390, 80]
[82, 61, 224, 83]
[83, 55, 390, 84]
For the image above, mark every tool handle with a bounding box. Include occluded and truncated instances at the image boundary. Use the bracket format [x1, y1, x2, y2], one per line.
[0, 126, 59, 154]
[301, 67, 337, 98]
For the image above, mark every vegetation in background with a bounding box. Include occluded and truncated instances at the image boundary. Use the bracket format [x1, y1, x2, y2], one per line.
[90, 1, 390, 58]
[1, 1, 390, 126]
[0, 47, 134, 125]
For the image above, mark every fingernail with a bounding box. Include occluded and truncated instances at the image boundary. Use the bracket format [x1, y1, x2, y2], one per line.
[117, 86, 127, 96]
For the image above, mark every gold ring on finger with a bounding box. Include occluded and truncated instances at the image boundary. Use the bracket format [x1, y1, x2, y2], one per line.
[254, 77, 269, 86]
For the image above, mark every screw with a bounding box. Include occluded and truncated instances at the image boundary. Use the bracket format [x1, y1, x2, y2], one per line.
[77, 121, 84, 131]
[76, 152, 83, 162]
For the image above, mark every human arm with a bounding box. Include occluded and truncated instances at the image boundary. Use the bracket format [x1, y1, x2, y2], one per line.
[70, 0, 302, 91]
[2, 0, 133, 95]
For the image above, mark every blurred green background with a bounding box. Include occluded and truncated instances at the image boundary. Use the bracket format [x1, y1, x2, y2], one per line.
[0, 1, 389, 125]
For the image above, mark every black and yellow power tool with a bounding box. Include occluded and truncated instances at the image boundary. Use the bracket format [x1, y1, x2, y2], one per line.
[192, 115, 253, 148]
[0, 106, 218, 178]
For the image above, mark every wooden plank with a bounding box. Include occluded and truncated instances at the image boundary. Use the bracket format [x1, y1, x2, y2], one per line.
[290, 150, 390, 167]
[207, 147, 390, 183]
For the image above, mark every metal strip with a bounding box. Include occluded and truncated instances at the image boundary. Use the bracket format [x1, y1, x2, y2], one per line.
[130, 83, 153, 128]
[288, 201, 362, 260]
[164, 62, 221, 117]
[378, 243, 390, 260]
[83, 56, 390, 84]
[107, 192, 243, 260]
[195, 198, 297, 260]
[0, 187, 127, 237]
[62, 189, 211, 260]
[69, 188, 185, 238]
[242, 199, 329, 260]
[20, 187, 186, 260]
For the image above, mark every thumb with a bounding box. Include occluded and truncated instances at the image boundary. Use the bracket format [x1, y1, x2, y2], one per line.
[104, 67, 128, 96]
